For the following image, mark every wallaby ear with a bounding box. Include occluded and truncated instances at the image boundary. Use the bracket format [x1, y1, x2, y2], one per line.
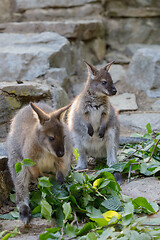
[30, 102, 50, 125]
[103, 61, 115, 72]
[54, 103, 71, 120]
[84, 60, 98, 77]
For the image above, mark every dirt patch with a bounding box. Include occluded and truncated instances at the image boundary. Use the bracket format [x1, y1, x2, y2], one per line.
[121, 177, 160, 203]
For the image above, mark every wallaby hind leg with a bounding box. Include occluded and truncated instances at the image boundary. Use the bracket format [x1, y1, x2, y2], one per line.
[16, 166, 31, 224]
[8, 158, 31, 224]
[75, 146, 87, 170]
[106, 127, 122, 184]
[106, 127, 119, 167]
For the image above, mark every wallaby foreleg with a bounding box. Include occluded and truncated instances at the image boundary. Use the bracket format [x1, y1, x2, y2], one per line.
[99, 113, 107, 138]
[84, 112, 94, 137]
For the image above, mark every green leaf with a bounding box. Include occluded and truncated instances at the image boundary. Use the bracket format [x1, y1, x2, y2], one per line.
[101, 195, 122, 211]
[93, 178, 104, 189]
[72, 171, 84, 184]
[94, 171, 115, 180]
[0, 231, 7, 238]
[41, 199, 52, 221]
[149, 201, 159, 213]
[39, 228, 61, 240]
[121, 213, 134, 226]
[140, 163, 157, 176]
[63, 202, 72, 220]
[133, 197, 156, 214]
[14, 162, 22, 174]
[76, 222, 96, 236]
[111, 162, 127, 172]
[32, 205, 41, 215]
[1, 233, 12, 240]
[56, 207, 64, 227]
[86, 232, 97, 240]
[90, 217, 108, 227]
[1, 227, 19, 240]
[66, 223, 78, 237]
[22, 158, 36, 167]
[38, 176, 53, 187]
[121, 202, 134, 226]
[0, 213, 15, 220]
[10, 211, 19, 219]
[10, 193, 16, 204]
[146, 123, 152, 134]
[99, 228, 115, 240]
[124, 201, 134, 214]
[73, 147, 79, 162]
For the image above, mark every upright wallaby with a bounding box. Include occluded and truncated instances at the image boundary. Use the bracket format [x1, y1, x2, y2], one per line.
[7, 102, 72, 224]
[67, 61, 121, 180]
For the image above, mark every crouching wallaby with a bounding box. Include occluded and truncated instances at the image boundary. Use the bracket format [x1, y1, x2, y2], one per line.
[7, 102, 72, 224]
[67, 61, 121, 182]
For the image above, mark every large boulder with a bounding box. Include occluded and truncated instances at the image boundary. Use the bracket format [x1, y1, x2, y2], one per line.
[0, 32, 72, 82]
[126, 47, 160, 93]
[0, 81, 70, 139]
[0, 82, 52, 139]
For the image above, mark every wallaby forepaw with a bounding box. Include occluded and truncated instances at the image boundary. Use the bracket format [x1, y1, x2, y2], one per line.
[19, 204, 31, 224]
[87, 124, 94, 137]
[113, 172, 122, 185]
[99, 131, 105, 138]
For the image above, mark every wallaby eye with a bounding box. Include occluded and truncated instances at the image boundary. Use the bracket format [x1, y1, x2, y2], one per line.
[102, 81, 107, 86]
[49, 136, 55, 141]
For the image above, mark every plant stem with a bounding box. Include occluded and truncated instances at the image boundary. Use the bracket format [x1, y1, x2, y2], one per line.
[147, 139, 160, 163]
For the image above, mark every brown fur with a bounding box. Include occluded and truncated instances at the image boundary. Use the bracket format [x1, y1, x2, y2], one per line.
[7, 102, 72, 224]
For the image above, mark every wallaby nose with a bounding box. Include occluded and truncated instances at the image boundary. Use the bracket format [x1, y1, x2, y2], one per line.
[57, 150, 64, 158]
[112, 88, 117, 95]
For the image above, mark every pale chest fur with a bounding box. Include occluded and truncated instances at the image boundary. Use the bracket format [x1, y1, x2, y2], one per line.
[88, 106, 107, 132]
[36, 151, 57, 174]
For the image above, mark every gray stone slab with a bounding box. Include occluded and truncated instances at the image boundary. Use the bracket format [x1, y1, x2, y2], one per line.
[119, 112, 160, 133]
[0, 32, 71, 82]
[105, 52, 130, 64]
[126, 48, 160, 91]
[15, 0, 96, 11]
[0, 20, 105, 40]
[110, 93, 138, 112]
[125, 44, 160, 57]
[147, 88, 160, 98]
[151, 99, 160, 111]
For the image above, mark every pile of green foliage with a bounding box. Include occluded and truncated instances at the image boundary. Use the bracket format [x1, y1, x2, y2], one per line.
[1, 123, 160, 239]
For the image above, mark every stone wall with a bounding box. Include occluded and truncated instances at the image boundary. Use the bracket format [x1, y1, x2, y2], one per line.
[0, 0, 159, 53]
